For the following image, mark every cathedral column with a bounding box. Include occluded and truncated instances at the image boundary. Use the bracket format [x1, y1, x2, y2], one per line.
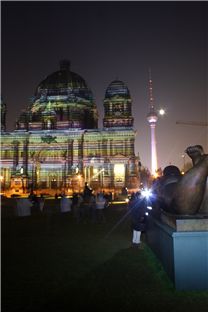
[67, 139, 73, 174]
[78, 132, 86, 174]
[23, 139, 29, 175]
[12, 141, 19, 174]
[110, 139, 114, 156]
[107, 139, 110, 157]
[72, 139, 79, 170]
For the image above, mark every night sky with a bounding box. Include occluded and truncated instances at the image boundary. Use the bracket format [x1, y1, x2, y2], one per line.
[2, 1, 208, 171]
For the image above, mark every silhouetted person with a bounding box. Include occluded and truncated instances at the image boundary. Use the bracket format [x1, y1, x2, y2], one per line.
[60, 194, 72, 214]
[16, 197, 33, 217]
[95, 192, 106, 222]
[72, 193, 83, 223]
[129, 192, 147, 247]
[39, 194, 45, 213]
[83, 182, 92, 198]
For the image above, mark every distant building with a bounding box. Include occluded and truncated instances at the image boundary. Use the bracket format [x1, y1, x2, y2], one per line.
[1, 60, 140, 195]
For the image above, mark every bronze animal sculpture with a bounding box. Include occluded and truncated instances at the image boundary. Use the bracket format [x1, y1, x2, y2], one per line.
[153, 145, 208, 215]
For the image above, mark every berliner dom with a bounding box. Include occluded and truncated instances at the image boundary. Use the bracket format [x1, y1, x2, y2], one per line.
[1, 61, 140, 196]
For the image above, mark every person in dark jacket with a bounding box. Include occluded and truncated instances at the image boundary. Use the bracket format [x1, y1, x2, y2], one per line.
[129, 192, 147, 247]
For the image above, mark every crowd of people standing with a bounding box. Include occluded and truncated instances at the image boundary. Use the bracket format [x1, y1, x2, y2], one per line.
[70, 183, 109, 223]
[16, 183, 111, 223]
[14, 185, 150, 248]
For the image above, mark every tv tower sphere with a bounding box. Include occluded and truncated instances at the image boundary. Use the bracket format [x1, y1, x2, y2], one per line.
[147, 110, 158, 124]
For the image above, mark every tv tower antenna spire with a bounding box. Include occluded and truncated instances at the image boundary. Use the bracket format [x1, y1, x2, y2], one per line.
[147, 69, 158, 176]
[148, 68, 154, 109]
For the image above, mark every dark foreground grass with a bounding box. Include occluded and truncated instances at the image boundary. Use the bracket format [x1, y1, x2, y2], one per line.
[2, 201, 208, 312]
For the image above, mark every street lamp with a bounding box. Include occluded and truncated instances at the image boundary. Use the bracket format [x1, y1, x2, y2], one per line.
[77, 174, 81, 192]
[20, 166, 25, 193]
[0, 175, 4, 193]
[181, 154, 186, 174]
[101, 168, 104, 188]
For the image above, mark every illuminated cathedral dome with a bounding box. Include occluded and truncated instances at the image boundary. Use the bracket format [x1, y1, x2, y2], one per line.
[105, 80, 130, 99]
[35, 60, 93, 101]
[16, 60, 98, 131]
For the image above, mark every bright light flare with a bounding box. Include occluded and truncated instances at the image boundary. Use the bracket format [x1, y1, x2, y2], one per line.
[147, 206, 152, 210]
[153, 172, 158, 179]
[141, 188, 152, 199]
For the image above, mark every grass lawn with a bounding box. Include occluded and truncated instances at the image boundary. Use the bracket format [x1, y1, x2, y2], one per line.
[2, 200, 208, 312]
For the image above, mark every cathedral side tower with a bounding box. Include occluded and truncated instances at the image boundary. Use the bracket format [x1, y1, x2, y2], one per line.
[102, 80, 139, 191]
[103, 80, 134, 128]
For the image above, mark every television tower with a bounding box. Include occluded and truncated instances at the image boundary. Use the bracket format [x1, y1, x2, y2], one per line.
[146, 69, 158, 176]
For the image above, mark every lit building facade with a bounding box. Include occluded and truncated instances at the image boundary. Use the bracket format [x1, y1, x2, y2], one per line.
[1, 60, 140, 195]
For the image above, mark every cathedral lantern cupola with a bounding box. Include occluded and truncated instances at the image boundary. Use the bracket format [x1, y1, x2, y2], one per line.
[103, 80, 134, 128]
[59, 59, 71, 71]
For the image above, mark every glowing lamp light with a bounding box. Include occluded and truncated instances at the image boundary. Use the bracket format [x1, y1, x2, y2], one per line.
[145, 212, 149, 216]
[147, 206, 152, 210]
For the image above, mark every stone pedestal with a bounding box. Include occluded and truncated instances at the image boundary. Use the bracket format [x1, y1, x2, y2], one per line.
[146, 213, 208, 290]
